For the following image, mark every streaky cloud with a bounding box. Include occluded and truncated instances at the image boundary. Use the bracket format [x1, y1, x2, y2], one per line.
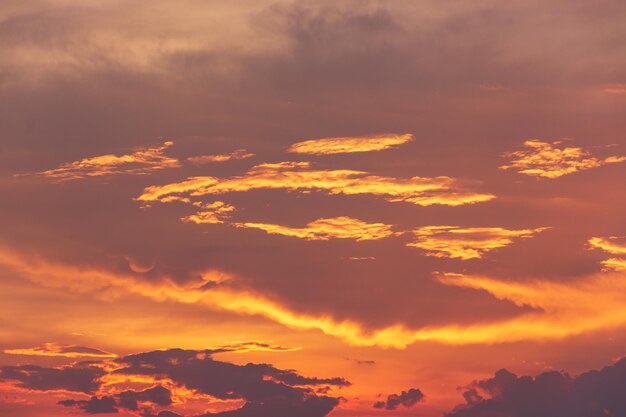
[407, 226, 549, 260]
[3, 342, 116, 359]
[25, 141, 180, 181]
[288, 133, 413, 155]
[188, 149, 254, 164]
[137, 160, 494, 207]
[234, 216, 397, 241]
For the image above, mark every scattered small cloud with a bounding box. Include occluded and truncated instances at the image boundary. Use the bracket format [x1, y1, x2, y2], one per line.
[500, 139, 625, 178]
[288, 134, 413, 155]
[26, 141, 180, 181]
[407, 226, 548, 259]
[181, 201, 236, 225]
[187, 149, 254, 164]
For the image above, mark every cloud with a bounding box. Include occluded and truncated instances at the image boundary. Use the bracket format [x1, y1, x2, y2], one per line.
[500, 140, 625, 178]
[58, 396, 118, 414]
[601, 258, 626, 272]
[137, 161, 494, 207]
[373, 388, 424, 410]
[287, 133, 413, 155]
[26, 141, 180, 181]
[0, 364, 105, 394]
[588, 236, 626, 255]
[5, 244, 626, 348]
[234, 216, 397, 241]
[407, 226, 548, 260]
[588, 236, 626, 271]
[445, 356, 626, 417]
[188, 149, 254, 164]
[181, 201, 236, 225]
[3, 342, 116, 359]
[3, 348, 347, 417]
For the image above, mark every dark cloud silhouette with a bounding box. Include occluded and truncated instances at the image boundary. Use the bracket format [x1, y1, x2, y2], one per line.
[58, 396, 118, 414]
[373, 387, 425, 410]
[0, 363, 105, 393]
[114, 349, 350, 404]
[117, 385, 173, 410]
[1, 348, 347, 417]
[446, 357, 626, 417]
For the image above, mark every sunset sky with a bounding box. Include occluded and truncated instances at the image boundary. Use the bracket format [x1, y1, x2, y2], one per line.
[1, 1, 626, 416]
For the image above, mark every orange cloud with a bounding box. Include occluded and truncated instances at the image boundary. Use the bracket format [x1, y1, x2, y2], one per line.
[234, 216, 397, 241]
[181, 201, 235, 224]
[407, 226, 549, 260]
[187, 149, 254, 164]
[5, 245, 626, 348]
[3, 343, 116, 359]
[137, 161, 494, 207]
[288, 134, 414, 155]
[602, 84, 626, 94]
[601, 258, 626, 271]
[29, 141, 180, 181]
[500, 139, 625, 178]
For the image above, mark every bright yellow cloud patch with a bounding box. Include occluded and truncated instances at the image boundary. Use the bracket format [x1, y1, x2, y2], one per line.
[182, 201, 235, 224]
[235, 216, 397, 241]
[500, 139, 625, 178]
[31, 141, 180, 181]
[588, 236, 626, 255]
[407, 226, 548, 259]
[137, 161, 494, 207]
[187, 149, 254, 164]
[588, 236, 626, 271]
[288, 133, 414, 155]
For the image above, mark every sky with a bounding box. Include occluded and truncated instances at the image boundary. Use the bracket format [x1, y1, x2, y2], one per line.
[1, 1, 626, 416]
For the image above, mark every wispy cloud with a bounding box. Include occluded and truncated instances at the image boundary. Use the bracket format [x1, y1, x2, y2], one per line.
[288, 134, 413, 155]
[181, 201, 235, 225]
[234, 216, 397, 241]
[407, 226, 549, 260]
[588, 236, 626, 271]
[187, 149, 254, 164]
[3, 343, 116, 359]
[500, 140, 625, 178]
[137, 161, 494, 207]
[27, 141, 180, 181]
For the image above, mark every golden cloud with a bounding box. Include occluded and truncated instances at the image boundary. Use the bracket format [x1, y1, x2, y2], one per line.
[187, 149, 254, 164]
[137, 161, 494, 206]
[288, 134, 414, 155]
[407, 226, 549, 260]
[234, 216, 397, 241]
[29, 141, 180, 181]
[3, 343, 116, 359]
[181, 201, 235, 225]
[500, 139, 625, 178]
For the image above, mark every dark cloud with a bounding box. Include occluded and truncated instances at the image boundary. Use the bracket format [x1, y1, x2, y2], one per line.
[446, 357, 626, 417]
[0, 363, 104, 393]
[2, 348, 347, 417]
[117, 385, 172, 410]
[114, 349, 349, 403]
[373, 387, 424, 410]
[58, 396, 118, 414]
